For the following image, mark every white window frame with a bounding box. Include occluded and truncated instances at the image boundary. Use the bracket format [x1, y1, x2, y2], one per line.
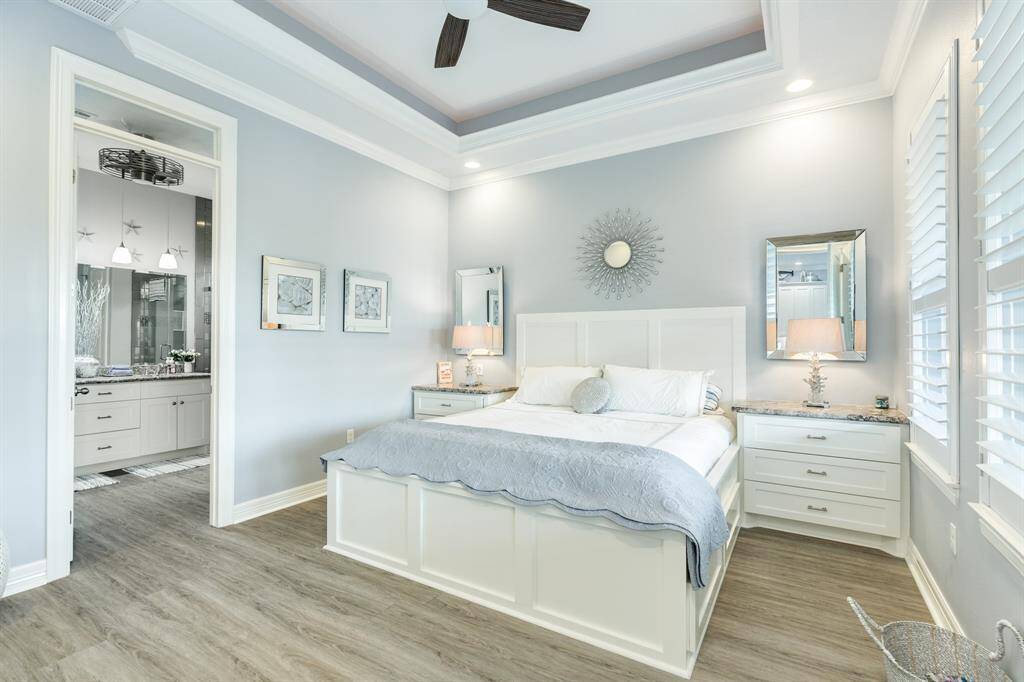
[905, 47, 961, 504]
[969, 0, 1024, 577]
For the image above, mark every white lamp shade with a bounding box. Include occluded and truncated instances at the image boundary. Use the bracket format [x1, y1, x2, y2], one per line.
[158, 249, 178, 270]
[111, 243, 132, 265]
[786, 317, 843, 358]
[452, 324, 497, 352]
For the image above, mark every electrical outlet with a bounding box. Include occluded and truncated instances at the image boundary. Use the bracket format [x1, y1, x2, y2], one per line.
[949, 522, 957, 556]
[346, 428, 355, 444]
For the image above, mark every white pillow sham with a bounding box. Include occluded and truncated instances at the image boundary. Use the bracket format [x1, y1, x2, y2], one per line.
[602, 364, 711, 417]
[514, 366, 602, 406]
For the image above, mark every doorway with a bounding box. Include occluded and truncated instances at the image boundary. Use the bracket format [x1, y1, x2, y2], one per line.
[47, 49, 238, 583]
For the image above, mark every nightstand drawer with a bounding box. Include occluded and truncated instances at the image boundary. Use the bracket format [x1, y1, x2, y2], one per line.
[744, 481, 900, 538]
[744, 448, 900, 500]
[75, 430, 140, 467]
[75, 382, 141, 405]
[75, 400, 141, 436]
[415, 393, 482, 416]
[742, 415, 901, 463]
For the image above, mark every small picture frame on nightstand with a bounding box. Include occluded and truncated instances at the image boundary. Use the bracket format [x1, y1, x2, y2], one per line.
[436, 361, 453, 385]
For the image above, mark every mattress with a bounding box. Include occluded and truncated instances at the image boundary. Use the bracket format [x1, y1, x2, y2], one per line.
[433, 400, 735, 478]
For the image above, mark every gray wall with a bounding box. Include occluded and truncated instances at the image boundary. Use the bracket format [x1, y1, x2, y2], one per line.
[0, 1, 448, 566]
[891, 2, 1024, 678]
[450, 99, 897, 405]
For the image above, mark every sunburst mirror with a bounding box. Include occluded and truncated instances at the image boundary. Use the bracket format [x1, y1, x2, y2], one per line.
[576, 208, 664, 299]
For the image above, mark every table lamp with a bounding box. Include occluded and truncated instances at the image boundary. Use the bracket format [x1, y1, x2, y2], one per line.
[786, 317, 843, 407]
[452, 324, 495, 387]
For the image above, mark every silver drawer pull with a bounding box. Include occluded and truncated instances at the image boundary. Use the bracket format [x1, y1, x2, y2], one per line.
[806, 434, 827, 440]
[97, 445, 113, 451]
[807, 505, 829, 513]
[97, 391, 113, 396]
[440, 403, 452, 407]
[96, 415, 112, 420]
[805, 469, 828, 476]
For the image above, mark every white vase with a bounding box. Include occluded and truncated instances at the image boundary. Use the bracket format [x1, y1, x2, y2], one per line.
[0, 529, 9, 598]
[183, 362, 194, 374]
[75, 355, 100, 378]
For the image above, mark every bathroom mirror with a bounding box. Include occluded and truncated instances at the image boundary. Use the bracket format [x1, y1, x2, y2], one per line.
[454, 266, 503, 356]
[766, 229, 866, 361]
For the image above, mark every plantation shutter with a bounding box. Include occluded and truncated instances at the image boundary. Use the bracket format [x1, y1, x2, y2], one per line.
[974, 0, 1024, 538]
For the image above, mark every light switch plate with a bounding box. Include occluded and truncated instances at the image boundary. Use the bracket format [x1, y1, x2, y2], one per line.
[346, 428, 355, 444]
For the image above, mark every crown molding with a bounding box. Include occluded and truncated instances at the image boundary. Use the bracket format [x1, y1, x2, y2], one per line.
[879, 0, 929, 92]
[165, 0, 460, 155]
[117, 29, 451, 190]
[450, 79, 890, 190]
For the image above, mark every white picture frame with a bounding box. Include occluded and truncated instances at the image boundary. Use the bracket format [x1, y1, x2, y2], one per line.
[261, 255, 326, 331]
[343, 269, 391, 333]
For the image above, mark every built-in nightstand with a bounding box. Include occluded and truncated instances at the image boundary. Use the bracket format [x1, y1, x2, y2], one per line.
[732, 400, 910, 557]
[411, 384, 517, 420]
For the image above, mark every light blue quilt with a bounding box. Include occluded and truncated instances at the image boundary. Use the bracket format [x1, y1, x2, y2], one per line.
[320, 419, 729, 588]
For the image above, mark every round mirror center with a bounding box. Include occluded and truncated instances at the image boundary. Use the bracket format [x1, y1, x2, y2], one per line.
[604, 241, 632, 268]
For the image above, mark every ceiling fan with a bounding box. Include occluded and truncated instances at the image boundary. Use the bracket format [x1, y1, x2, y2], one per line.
[436, 0, 591, 68]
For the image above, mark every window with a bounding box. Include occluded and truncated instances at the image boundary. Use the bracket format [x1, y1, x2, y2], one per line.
[905, 54, 959, 494]
[972, 0, 1024, 569]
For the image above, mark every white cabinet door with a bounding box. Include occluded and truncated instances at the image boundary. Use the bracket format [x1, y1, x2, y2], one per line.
[176, 393, 211, 450]
[140, 396, 178, 455]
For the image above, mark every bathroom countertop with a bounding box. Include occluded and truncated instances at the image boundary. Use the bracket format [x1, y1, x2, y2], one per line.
[75, 372, 211, 386]
[731, 400, 909, 425]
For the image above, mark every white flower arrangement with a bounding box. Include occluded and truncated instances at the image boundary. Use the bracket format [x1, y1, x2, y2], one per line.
[168, 348, 201, 363]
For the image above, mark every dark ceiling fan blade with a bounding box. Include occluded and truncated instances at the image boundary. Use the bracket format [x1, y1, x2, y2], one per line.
[435, 14, 470, 68]
[487, 0, 590, 31]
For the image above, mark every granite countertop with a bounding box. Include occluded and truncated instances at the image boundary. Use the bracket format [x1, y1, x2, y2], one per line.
[76, 372, 212, 386]
[412, 384, 518, 395]
[731, 399, 909, 425]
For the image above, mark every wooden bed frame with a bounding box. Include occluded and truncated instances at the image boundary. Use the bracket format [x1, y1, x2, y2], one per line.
[325, 307, 746, 678]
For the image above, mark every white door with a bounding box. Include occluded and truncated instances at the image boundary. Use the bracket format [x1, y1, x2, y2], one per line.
[176, 393, 211, 450]
[140, 396, 178, 455]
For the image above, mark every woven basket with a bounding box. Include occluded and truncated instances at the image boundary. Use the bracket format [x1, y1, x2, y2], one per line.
[849, 597, 1024, 682]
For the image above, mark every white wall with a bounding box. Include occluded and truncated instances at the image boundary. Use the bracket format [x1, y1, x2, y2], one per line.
[449, 99, 897, 405]
[892, 2, 1024, 679]
[0, 1, 449, 567]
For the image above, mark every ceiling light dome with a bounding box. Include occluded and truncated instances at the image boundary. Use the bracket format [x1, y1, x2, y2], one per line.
[445, 0, 488, 20]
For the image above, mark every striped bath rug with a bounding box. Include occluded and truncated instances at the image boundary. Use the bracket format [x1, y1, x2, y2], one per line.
[122, 455, 209, 478]
[74, 473, 119, 491]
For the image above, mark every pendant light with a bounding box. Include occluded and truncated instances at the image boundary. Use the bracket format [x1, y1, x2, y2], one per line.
[111, 183, 132, 265]
[158, 193, 178, 270]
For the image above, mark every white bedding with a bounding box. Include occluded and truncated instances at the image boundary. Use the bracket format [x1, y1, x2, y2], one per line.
[433, 401, 735, 477]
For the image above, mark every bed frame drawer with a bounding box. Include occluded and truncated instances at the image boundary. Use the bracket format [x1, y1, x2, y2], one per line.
[741, 415, 901, 463]
[744, 481, 900, 538]
[743, 447, 900, 500]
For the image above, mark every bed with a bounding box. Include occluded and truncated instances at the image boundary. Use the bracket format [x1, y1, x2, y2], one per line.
[323, 307, 746, 678]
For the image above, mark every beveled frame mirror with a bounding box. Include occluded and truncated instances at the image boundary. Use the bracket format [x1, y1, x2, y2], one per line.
[766, 229, 866, 361]
[454, 266, 503, 356]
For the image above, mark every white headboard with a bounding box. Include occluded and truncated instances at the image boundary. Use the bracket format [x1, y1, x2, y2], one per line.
[516, 307, 747, 411]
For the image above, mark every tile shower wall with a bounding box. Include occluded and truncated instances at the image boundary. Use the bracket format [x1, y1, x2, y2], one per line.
[194, 197, 212, 373]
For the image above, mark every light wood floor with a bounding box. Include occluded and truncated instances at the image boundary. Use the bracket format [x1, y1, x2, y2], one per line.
[0, 468, 930, 680]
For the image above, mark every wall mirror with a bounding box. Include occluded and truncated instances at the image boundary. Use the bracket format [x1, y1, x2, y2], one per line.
[766, 229, 866, 361]
[454, 266, 503, 356]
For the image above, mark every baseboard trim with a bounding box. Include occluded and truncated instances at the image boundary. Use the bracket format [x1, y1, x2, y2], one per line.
[906, 540, 963, 634]
[233, 478, 326, 524]
[2, 559, 48, 598]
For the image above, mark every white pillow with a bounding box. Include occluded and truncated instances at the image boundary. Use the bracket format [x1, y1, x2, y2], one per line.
[514, 366, 602, 406]
[602, 364, 711, 417]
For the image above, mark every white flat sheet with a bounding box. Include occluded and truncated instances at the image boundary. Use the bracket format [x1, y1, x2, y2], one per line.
[433, 401, 735, 478]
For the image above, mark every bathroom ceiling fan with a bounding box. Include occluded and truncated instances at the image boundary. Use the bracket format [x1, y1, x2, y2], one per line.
[435, 0, 591, 68]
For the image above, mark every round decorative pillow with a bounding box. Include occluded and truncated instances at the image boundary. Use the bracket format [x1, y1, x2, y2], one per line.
[570, 377, 612, 414]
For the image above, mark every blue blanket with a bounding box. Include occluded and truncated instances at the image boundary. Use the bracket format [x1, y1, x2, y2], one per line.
[320, 419, 729, 588]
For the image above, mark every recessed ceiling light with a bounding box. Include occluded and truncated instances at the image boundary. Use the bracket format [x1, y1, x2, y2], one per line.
[786, 79, 814, 93]
[464, 160, 481, 169]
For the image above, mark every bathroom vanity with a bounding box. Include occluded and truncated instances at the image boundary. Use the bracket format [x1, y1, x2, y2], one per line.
[74, 374, 211, 474]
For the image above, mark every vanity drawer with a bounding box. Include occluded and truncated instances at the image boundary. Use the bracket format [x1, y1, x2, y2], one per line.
[140, 378, 211, 399]
[75, 400, 140, 436]
[744, 481, 900, 538]
[742, 415, 901, 463]
[414, 392, 483, 417]
[75, 382, 141, 405]
[75, 429, 140, 468]
[744, 448, 900, 500]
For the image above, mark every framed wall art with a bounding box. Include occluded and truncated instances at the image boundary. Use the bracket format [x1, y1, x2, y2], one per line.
[261, 255, 326, 331]
[343, 269, 391, 333]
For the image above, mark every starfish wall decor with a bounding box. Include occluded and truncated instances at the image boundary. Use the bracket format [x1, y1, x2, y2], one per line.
[76, 227, 95, 242]
[172, 245, 189, 258]
[123, 219, 144, 236]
